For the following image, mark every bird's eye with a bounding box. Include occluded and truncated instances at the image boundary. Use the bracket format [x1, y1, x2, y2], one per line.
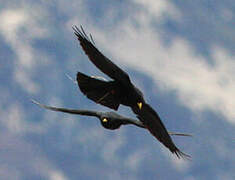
[102, 118, 108, 123]
[137, 102, 142, 109]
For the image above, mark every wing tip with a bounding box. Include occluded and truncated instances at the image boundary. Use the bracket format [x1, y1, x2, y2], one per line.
[72, 25, 95, 45]
[31, 99, 40, 106]
[175, 149, 192, 161]
[72, 25, 86, 40]
[31, 99, 49, 110]
[72, 25, 81, 37]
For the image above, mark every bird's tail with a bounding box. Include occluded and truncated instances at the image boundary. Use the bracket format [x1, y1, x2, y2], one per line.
[147, 125, 191, 160]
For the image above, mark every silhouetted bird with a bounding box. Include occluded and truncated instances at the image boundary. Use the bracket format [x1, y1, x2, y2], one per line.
[31, 99, 191, 137]
[73, 26, 191, 159]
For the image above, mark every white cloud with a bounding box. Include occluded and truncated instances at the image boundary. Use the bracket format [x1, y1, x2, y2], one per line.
[76, 125, 107, 145]
[0, 8, 48, 94]
[211, 136, 233, 160]
[84, 2, 235, 124]
[48, 170, 68, 180]
[132, 0, 181, 20]
[159, 144, 190, 172]
[0, 102, 47, 134]
[34, 158, 68, 180]
[125, 148, 149, 171]
[0, 133, 68, 180]
[0, 96, 70, 136]
[76, 123, 127, 165]
[1, 1, 234, 179]
[101, 130, 126, 164]
[1, 103, 25, 133]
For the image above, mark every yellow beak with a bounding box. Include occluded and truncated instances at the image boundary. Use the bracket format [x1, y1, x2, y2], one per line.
[137, 102, 142, 109]
[102, 118, 108, 122]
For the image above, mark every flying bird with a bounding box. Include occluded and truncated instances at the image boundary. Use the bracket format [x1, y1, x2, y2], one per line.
[73, 26, 191, 159]
[31, 99, 191, 137]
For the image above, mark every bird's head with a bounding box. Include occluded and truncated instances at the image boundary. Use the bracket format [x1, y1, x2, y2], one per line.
[99, 114, 123, 130]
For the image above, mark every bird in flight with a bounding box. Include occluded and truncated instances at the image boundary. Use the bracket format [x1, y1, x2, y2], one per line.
[31, 99, 192, 137]
[73, 26, 191, 159]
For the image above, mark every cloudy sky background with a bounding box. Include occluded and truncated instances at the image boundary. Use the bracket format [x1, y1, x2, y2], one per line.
[0, 0, 235, 179]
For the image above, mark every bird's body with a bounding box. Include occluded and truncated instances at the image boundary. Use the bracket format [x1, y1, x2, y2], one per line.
[73, 26, 191, 159]
[77, 72, 144, 111]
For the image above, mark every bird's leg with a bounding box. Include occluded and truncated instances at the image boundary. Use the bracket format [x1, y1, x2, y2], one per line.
[96, 91, 111, 103]
[96, 89, 116, 103]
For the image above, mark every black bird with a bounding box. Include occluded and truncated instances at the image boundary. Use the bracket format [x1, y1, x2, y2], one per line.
[73, 26, 190, 159]
[31, 99, 191, 137]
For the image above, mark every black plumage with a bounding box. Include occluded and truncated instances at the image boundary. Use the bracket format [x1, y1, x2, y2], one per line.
[73, 26, 191, 159]
[32, 99, 192, 137]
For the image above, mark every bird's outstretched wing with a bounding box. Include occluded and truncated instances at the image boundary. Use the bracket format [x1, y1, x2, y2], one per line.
[137, 103, 191, 160]
[77, 72, 121, 110]
[31, 99, 100, 117]
[120, 116, 192, 137]
[73, 25, 131, 87]
[32, 100, 192, 137]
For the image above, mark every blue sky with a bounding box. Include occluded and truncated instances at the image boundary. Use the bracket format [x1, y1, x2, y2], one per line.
[0, 0, 235, 179]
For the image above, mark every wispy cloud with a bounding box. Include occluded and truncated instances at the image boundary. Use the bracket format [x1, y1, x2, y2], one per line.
[82, 2, 235, 124]
[0, 101, 46, 134]
[0, 8, 48, 94]
[101, 130, 126, 164]
[1, 0, 234, 179]
[0, 133, 68, 180]
[133, 0, 181, 20]
[125, 148, 149, 171]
